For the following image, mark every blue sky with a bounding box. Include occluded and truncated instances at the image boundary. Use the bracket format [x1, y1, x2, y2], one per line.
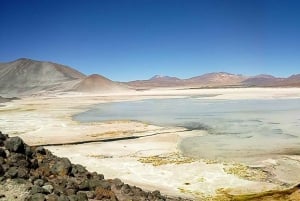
[0, 0, 300, 81]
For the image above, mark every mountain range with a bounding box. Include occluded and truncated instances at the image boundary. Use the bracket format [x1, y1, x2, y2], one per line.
[0, 58, 127, 96]
[0, 58, 299, 97]
[127, 72, 300, 89]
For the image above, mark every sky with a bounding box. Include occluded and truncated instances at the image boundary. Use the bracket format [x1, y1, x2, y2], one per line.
[0, 0, 300, 81]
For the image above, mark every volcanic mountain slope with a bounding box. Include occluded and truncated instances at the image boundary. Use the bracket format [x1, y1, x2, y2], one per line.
[185, 72, 247, 87]
[280, 74, 300, 87]
[127, 72, 300, 89]
[127, 72, 248, 89]
[242, 74, 284, 87]
[72, 74, 130, 93]
[0, 58, 86, 96]
[127, 75, 183, 89]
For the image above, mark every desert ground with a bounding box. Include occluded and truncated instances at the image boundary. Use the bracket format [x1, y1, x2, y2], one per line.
[1, 88, 300, 200]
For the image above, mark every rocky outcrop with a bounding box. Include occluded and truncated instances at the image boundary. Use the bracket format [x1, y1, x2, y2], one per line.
[0, 131, 185, 201]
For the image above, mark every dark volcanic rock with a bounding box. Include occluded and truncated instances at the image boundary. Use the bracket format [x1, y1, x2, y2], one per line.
[50, 158, 72, 176]
[0, 132, 184, 201]
[4, 136, 24, 153]
[0, 148, 6, 158]
[0, 165, 4, 176]
[0, 131, 8, 141]
[26, 193, 46, 201]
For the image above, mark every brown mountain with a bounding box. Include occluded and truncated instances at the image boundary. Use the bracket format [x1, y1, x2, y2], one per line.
[0, 58, 86, 96]
[185, 72, 247, 87]
[128, 72, 300, 88]
[127, 75, 183, 89]
[73, 74, 129, 92]
[127, 72, 247, 89]
[242, 74, 284, 87]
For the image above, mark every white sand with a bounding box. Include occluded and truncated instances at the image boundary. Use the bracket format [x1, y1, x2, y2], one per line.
[1, 88, 300, 199]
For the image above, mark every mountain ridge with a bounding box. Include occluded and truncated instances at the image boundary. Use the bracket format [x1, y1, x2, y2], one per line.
[0, 58, 300, 96]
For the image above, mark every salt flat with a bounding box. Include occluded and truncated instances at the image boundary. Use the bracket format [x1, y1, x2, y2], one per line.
[1, 88, 300, 199]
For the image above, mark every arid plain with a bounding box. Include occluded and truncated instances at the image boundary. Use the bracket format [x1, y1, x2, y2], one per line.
[1, 88, 300, 200]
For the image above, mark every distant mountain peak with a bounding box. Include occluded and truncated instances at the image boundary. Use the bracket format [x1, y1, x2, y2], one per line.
[253, 74, 276, 79]
[150, 75, 165, 79]
[149, 75, 180, 81]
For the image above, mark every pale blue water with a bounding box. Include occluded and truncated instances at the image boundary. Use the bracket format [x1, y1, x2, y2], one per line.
[74, 98, 300, 161]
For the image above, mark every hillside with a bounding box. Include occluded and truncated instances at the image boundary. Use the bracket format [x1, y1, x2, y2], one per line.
[185, 72, 247, 87]
[73, 74, 129, 93]
[0, 58, 86, 96]
[1, 58, 300, 95]
[127, 72, 300, 89]
[127, 72, 248, 89]
[127, 75, 183, 89]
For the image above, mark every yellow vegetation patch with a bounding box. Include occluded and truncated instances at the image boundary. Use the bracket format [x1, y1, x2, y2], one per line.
[223, 163, 268, 181]
[138, 153, 195, 166]
[87, 154, 113, 159]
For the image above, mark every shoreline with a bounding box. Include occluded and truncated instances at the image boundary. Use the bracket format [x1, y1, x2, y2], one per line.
[1, 88, 300, 199]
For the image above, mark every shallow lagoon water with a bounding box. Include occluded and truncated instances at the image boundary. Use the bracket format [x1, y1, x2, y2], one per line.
[74, 98, 300, 162]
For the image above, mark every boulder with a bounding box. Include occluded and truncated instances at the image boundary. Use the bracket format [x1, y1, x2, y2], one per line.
[42, 184, 54, 194]
[31, 185, 49, 194]
[0, 165, 4, 176]
[0, 131, 7, 140]
[4, 137, 24, 153]
[50, 158, 71, 176]
[26, 193, 46, 201]
[46, 194, 59, 201]
[0, 148, 6, 158]
[6, 166, 18, 178]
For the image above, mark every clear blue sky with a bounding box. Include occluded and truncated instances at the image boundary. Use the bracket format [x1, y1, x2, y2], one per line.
[0, 0, 299, 81]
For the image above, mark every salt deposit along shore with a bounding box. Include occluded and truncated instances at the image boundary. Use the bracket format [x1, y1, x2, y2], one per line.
[1, 88, 300, 200]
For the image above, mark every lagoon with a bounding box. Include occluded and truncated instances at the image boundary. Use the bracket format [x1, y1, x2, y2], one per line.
[74, 97, 300, 162]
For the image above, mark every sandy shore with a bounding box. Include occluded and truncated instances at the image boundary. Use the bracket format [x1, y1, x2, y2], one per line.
[1, 88, 300, 199]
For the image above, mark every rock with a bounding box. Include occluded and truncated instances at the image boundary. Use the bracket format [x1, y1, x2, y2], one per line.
[31, 185, 49, 194]
[58, 195, 70, 201]
[26, 193, 46, 201]
[4, 137, 24, 153]
[34, 179, 45, 187]
[121, 184, 131, 194]
[0, 165, 4, 176]
[25, 146, 33, 157]
[18, 167, 29, 178]
[76, 192, 88, 201]
[64, 188, 77, 196]
[50, 158, 71, 176]
[47, 194, 59, 201]
[78, 179, 89, 190]
[112, 178, 123, 190]
[67, 195, 78, 201]
[95, 187, 116, 200]
[0, 134, 173, 201]
[71, 164, 87, 176]
[42, 184, 54, 193]
[0, 131, 7, 140]
[82, 191, 95, 199]
[6, 166, 18, 178]
[0, 194, 5, 198]
[35, 147, 46, 155]
[65, 178, 79, 190]
[88, 178, 110, 190]
[31, 159, 39, 169]
[0, 148, 6, 158]
[6, 152, 28, 167]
